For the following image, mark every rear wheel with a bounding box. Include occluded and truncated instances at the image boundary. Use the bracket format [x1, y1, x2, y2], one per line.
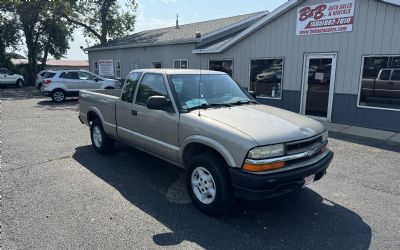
[52, 90, 65, 102]
[90, 118, 115, 154]
[16, 79, 23, 88]
[186, 152, 235, 216]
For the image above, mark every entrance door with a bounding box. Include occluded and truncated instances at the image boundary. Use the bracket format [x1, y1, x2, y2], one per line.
[301, 54, 337, 121]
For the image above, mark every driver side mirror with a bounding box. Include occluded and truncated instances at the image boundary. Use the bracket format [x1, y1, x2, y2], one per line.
[147, 96, 170, 111]
[9, 72, 14, 75]
[94, 77, 99, 82]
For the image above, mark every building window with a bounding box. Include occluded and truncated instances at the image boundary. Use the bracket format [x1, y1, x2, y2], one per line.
[358, 55, 400, 110]
[250, 58, 284, 99]
[209, 59, 233, 76]
[132, 61, 139, 70]
[115, 60, 121, 79]
[173, 59, 188, 69]
[152, 62, 162, 69]
[94, 61, 99, 75]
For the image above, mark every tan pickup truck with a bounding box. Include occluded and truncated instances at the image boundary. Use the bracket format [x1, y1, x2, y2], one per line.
[79, 69, 333, 216]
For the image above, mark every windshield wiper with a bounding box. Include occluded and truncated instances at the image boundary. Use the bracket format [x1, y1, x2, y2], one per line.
[229, 100, 258, 106]
[185, 103, 232, 112]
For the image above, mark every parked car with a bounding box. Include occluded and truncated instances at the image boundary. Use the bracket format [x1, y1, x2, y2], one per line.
[78, 69, 333, 216]
[35, 70, 50, 89]
[0, 68, 24, 88]
[360, 68, 400, 101]
[40, 69, 120, 102]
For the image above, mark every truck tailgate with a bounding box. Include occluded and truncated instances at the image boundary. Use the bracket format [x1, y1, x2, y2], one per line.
[79, 89, 119, 137]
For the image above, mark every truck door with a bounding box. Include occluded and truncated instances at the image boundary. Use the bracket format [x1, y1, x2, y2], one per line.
[115, 72, 142, 143]
[131, 73, 180, 162]
[375, 69, 391, 98]
[389, 70, 400, 100]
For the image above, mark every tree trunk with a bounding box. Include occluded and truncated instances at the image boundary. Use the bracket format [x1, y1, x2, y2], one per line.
[41, 45, 49, 69]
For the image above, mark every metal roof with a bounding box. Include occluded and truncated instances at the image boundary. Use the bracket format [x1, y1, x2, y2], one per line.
[86, 11, 268, 51]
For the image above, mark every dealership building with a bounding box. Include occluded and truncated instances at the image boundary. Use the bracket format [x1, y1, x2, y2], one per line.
[86, 0, 400, 132]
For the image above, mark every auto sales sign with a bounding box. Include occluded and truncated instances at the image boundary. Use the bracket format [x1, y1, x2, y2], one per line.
[296, 0, 355, 36]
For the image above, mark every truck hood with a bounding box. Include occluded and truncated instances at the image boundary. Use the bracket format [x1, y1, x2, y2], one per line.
[198, 104, 325, 145]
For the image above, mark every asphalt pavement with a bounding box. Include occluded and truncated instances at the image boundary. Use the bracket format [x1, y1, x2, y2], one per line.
[1, 87, 400, 249]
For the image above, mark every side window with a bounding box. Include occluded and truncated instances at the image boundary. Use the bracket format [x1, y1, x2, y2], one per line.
[121, 72, 142, 103]
[78, 71, 91, 80]
[59, 72, 69, 79]
[391, 70, 400, 80]
[136, 74, 168, 105]
[379, 70, 391, 80]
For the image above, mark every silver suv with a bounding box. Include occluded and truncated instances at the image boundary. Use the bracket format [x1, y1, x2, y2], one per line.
[0, 68, 24, 88]
[40, 69, 120, 102]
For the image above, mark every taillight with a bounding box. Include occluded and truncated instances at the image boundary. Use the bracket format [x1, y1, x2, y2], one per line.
[42, 79, 52, 84]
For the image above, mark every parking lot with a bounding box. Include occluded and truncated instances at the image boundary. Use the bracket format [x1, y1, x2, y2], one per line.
[1, 87, 400, 249]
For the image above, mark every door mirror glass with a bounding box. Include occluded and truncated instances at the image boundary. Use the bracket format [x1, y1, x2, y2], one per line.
[147, 96, 169, 110]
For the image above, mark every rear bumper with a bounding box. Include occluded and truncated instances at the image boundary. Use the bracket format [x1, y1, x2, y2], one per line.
[228, 151, 333, 200]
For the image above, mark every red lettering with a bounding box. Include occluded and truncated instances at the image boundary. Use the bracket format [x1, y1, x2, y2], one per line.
[299, 4, 327, 21]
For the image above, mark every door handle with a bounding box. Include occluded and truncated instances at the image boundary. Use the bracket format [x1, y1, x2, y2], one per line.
[131, 110, 137, 116]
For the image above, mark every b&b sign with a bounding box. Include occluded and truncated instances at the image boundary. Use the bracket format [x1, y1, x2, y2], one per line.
[296, 0, 355, 36]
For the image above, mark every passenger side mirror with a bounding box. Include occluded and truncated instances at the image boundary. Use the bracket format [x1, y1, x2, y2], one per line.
[248, 90, 257, 98]
[147, 96, 170, 111]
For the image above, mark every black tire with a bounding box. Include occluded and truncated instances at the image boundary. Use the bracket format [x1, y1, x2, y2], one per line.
[105, 87, 114, 89]
[186, 152, 235, 216]
[90, 118, 115, 155]
[51, 89, 66, 102]
[16, 79, 23, 88]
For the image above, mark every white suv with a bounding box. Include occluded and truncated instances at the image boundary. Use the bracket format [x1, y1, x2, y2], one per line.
[40, 70, 120, 102]
[0, 68, 24, 88]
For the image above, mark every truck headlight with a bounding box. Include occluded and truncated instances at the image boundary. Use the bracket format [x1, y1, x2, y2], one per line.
[247, 144, 285, 159]
[322, 131, 328, 142]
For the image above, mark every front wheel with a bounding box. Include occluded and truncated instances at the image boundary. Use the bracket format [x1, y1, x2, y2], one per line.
[186, 152, 235, 216]
[16, 79, 23, 88]
[52, 90, 66, 102]
[90, 118, 115, 155]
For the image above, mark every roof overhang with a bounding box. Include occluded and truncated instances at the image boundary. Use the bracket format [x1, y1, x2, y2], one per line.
[193, 0, 305, 54]
[377, 0, 400, 6]
[86, 39, 199, 52]
[86, 11, 269, 52]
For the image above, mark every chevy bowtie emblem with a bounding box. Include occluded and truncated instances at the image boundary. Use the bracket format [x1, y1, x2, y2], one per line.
[306, 147, 319, 157]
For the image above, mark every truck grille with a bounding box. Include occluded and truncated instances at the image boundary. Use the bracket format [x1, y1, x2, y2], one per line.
[285, 135, 323, 156]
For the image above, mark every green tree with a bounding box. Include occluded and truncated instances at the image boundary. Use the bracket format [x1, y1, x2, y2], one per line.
[0, 14, 20, 68]
[58, 0, 138, 45]
[1, 1, 72, 84]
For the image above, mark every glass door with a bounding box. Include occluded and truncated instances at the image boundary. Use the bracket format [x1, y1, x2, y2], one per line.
[301, 54, 337, 121]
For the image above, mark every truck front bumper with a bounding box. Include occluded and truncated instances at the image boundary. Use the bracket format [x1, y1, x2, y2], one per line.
[228, 151, 333, 200]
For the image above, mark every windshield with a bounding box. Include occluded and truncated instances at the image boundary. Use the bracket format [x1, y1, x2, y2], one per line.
[169, 74, 255, 111]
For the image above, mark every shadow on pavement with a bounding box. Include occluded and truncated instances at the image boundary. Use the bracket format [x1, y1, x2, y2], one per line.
[329, 131, 400, 153]
[73, 144, 372, 250]
[0, 87, 43, 100]
[36, 99, 79, 112]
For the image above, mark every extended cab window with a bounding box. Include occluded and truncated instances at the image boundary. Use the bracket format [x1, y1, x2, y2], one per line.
[379, 70, 391, 80]
[135, 73, 168, 105]
[391, 70, 400, 80]
[121, 72, 142, 103]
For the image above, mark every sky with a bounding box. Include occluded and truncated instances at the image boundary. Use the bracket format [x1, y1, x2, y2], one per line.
[19, 0, 287, 60]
